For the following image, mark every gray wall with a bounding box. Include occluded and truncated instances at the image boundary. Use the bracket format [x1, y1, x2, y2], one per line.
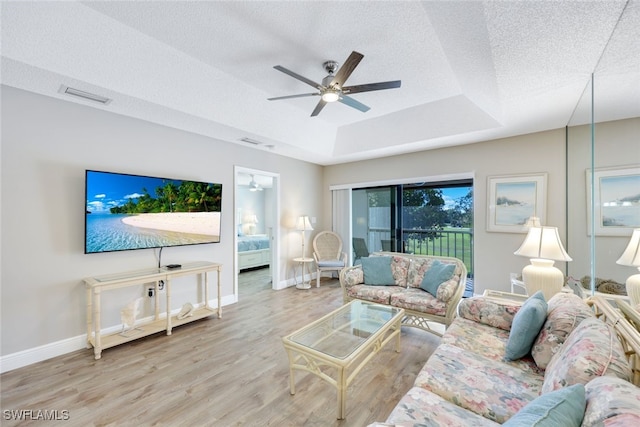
[1, 84, 637, 367]
[324, 118, 639, 295]
[567, 118, 640, 284]
[0, 86, 323, 359]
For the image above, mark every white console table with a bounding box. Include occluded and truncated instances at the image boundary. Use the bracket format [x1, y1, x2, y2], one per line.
[84, 261, 222, 360]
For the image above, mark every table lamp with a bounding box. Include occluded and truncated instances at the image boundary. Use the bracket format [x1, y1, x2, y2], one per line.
[514, 226, 572, 301]
[296, 215, 313, 258]
[616, 228, 640, 307]
[247, 214, 258, 235]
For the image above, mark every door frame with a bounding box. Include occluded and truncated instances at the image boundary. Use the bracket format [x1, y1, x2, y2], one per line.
[234, 166, 281, 299]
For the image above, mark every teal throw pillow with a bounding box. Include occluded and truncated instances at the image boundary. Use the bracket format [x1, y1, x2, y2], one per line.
[420, 260, 455, 297]
[360, 256, 395, 286]
[505, 291, 548, 360]
[502, 384, 585, 427]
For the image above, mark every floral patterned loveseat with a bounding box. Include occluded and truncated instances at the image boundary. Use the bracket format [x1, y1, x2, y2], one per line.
[370, 292, 640, 426]
[339, 252, 467, 336]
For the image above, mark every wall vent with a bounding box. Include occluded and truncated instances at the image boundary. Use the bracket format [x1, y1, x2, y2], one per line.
[59, 86, 112, 105]
[239, 137, 263, 146]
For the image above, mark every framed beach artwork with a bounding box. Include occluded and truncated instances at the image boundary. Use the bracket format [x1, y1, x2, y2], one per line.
[487, 173, 547, 233]
[586, 166, 640, 236]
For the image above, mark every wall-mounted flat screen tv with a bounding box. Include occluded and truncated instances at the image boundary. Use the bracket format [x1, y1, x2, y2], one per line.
[85, 170, 222, 254]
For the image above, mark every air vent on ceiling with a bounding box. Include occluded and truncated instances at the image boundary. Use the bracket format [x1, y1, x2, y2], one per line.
[59, 86, 112, 105]
[239, 137, 263, 146]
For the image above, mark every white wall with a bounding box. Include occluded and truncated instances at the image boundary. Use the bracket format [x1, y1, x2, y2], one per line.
[0, 86, 323, 363]
[323, 119, 639, 295]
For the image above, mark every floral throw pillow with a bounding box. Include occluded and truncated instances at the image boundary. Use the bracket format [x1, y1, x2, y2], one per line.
[531, 292, 594, 369]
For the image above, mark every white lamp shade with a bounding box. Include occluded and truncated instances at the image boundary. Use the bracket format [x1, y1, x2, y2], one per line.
[616, 228, 640, 307]
[616, 229, 640, 267]
[296, 216, 314, 231]
[514, 226, 572, 262]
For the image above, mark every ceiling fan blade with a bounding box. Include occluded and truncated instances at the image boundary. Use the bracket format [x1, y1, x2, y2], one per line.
[342, 80, 401, 95]
[273, 65, 323, 90]
[267, 93, 319, 101]
[338, 95, 370, 113]
[310, 99, 328, 117]
[330, 51, 364, 87]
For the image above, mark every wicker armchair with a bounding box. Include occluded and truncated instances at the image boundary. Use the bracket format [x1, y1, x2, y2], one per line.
[312, 231, 347, 287]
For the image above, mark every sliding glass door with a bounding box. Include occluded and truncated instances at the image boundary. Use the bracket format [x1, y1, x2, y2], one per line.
[351, 180, 473, 280]
[353, 186, 400, 254]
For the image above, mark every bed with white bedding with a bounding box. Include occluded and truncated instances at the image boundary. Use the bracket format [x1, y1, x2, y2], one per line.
[238, 234, 270, 270]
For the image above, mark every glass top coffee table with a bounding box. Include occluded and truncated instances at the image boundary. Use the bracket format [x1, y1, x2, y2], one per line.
[281, 300, 404, 420]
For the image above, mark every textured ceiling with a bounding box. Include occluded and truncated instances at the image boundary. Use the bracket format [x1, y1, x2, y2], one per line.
[1, 1, 639, 165]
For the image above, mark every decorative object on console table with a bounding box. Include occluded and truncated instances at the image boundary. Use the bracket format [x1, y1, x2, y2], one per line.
[616, 228, 640, 307]
[514, 226, 572, 301]
[119, 297, 143, 337]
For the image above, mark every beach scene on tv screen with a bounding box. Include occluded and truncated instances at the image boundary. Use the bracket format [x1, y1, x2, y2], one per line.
[85, 171, 222, 253]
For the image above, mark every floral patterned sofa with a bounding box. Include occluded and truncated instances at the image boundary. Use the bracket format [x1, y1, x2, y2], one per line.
[369, 292, 640, 426]
[339, 253, 467, 336]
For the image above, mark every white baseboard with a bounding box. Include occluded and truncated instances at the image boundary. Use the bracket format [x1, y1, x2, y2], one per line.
[0, 295, 236, 374]
[276, 272, 317, 290]
[0, 335, 87, 374]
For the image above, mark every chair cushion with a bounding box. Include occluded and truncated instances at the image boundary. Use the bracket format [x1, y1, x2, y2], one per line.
[502, 384, 585, 427]
[504, 291, 547, 361]
[582, 376, 640, 426]
[420, 259, 455, 296]
[407, 257, 434, 288]
[384, 386, 500, 427]
[531, 292, 594, 369]
[458, 296, 521, 331]
[390, 287, 446, 316]
[390, 255, 410, 287]
[346, 284, 406, 305]
[317, 260, 345, 268]
[443, 317, 542, 375]
[542, 316, 632, 393]
[360, 256, 395, 285]
[415, 343, 543, 423]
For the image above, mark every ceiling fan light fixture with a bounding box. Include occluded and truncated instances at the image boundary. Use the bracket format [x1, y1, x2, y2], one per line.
[248, 175, 263, 192]
[321, 89, 340, 103]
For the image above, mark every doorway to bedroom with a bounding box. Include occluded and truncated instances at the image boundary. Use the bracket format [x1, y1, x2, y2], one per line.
[234, 167, 280, 300]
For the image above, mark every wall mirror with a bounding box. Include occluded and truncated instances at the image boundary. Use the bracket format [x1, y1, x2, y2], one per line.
[566, 2, 640, 295]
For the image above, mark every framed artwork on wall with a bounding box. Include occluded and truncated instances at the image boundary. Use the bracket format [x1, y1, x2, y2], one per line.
[586, 166, 640, 236]
[487, 173, 547, 233]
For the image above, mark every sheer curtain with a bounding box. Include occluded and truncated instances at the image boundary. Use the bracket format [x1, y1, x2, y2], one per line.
[331, 188, 353, 266]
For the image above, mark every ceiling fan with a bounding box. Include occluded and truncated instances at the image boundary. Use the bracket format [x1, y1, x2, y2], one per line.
[267, 51, 401, 117]
[248, 174, 263, 192]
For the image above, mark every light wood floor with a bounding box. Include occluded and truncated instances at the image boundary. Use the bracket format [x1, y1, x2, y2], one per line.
[1, 269, 440, 426]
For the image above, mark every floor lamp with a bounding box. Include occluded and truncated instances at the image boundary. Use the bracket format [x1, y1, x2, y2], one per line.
[514, 226, 572, 301]
[616, 228, 640, 307]
[296, 215, 313, 259]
